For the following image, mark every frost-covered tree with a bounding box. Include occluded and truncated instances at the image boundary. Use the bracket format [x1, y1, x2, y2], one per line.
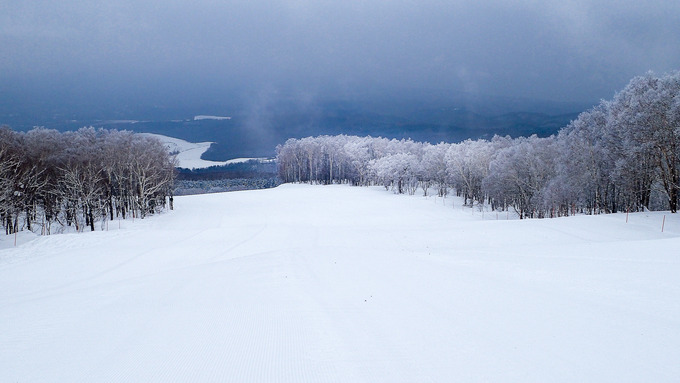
[446, 139, 495, 206]
[0, 127, 176, 235]
[343, 136, 378, 185]
[484, 136, 556, 218]
[555, 71, 680, 213]
[609, 72, 680, 212]
[128, 136, 177, 218]
[369, 152, 421, 194]
[420, 143, 450, 196]
[548, 103, 616, 215]
[276, 72, 680, 217]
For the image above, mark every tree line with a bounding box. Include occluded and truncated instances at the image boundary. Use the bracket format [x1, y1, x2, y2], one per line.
[277, 72, 680, 218]
[0, 127, 176, 235]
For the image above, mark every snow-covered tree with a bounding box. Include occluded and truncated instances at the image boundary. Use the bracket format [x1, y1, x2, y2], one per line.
[0, 127, 176, 235]
[609, 72, 680, 212]
[484, 136, 556, 218]
[275, 72, 679, 217]
[446, 139, 494, 206]
[369, 152, 421, 194]
[420, 143, 450, 196]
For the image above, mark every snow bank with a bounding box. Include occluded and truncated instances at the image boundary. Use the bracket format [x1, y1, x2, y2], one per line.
[1, 185, 678, 382]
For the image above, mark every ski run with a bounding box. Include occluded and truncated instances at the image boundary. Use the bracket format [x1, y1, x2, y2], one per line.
[1, 184, 679, 382]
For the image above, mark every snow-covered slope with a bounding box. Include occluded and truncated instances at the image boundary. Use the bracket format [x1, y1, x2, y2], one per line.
[141, 133, 265, 169]
[1, 185, 679, 382]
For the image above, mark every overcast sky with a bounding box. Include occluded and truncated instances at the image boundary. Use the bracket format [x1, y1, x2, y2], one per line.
[1, 0, 679, 110]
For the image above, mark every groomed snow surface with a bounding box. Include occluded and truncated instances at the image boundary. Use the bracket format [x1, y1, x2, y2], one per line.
[1, 184, 679, 382]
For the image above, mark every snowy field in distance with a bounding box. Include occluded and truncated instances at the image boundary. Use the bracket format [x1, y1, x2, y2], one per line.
[141, 133, 265, 169]
[193, 115, 232, 121]
[1, 184, 679, 382]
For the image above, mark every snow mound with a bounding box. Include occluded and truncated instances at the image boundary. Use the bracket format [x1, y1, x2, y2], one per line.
[1, 184, 679, 382]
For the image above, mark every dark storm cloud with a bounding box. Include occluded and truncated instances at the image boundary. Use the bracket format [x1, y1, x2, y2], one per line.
[1, 0, 679, 106]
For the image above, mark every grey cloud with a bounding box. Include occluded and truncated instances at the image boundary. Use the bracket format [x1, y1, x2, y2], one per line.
[1, 0, 678, 107]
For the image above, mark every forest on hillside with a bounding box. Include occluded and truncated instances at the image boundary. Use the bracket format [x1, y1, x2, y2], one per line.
[0, 127, 176, 235]
[277, 72, 680, 218]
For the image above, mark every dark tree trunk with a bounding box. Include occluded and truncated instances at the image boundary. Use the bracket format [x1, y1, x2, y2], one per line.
[669, 186, 678, 213]
[88, 207, 95, 232]
[108, 192, 114, 221]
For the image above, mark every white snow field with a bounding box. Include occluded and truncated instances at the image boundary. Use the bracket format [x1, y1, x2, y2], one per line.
[193, 115, 232, 121]
[140, 133, 266, 170]
[1, 184, 679, 382]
